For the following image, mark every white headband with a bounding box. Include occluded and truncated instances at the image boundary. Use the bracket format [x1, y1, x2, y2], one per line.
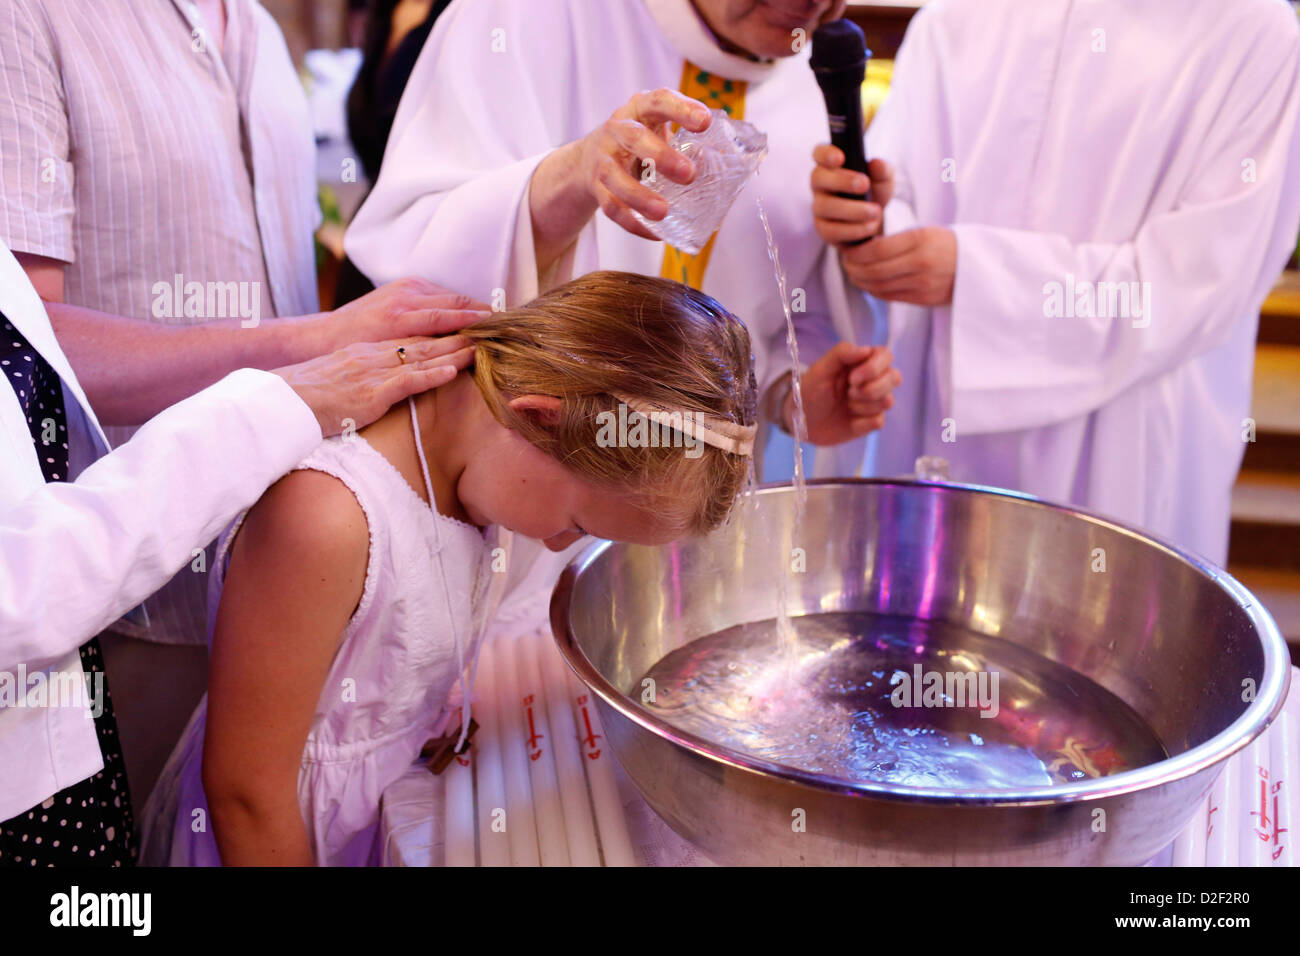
[612, 393, 757, 457]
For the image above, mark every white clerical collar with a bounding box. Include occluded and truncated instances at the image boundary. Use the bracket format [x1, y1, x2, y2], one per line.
[644, 0, 782, 85]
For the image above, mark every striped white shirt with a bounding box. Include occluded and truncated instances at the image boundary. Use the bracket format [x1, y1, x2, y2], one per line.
[0, 0, 321, 645]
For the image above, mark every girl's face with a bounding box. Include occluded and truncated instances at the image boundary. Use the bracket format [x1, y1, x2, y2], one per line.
[457, 421, 688, 553]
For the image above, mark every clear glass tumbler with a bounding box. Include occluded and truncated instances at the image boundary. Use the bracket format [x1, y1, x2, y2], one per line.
[632, 109, 769, 255]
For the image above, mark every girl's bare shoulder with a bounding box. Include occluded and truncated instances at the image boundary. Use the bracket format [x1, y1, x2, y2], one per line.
[227, 467, 370, 599]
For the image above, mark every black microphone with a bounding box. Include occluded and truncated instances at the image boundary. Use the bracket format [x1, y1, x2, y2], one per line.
[810, 19, 873, 243]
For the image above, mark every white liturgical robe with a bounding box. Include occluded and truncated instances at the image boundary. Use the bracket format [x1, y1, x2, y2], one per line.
[866, 0, 1300, 564]
[346, 0, 877, 476]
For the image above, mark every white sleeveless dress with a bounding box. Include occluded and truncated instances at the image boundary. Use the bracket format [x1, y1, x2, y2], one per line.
[140, 403, 491, 866]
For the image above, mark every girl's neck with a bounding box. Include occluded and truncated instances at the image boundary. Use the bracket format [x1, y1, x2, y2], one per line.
[416, 377, 477, 524]
[360, 375, 477, 527]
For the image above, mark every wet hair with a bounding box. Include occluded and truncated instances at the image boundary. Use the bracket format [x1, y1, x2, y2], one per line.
[461, 271, 758, 536]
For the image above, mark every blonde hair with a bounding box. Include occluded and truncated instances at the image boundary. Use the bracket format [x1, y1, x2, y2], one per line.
[461, 271, 757, 536]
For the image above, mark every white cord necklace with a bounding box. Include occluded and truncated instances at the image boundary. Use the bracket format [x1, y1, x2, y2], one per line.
[407, 394, 474, 750]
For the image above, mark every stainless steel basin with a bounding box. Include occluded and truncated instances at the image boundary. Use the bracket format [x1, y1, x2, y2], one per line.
[550, 479, 1292, 865]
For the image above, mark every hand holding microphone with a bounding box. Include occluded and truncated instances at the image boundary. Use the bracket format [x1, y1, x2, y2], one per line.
[812, 146, 893, 245]
[809, 18, 952, 305]
[809, 19, 892, 246]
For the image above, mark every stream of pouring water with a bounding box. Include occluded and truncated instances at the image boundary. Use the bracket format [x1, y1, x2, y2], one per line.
[756, 197, 808, 673]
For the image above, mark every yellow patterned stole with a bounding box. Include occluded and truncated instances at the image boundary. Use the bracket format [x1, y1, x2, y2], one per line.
[660, 61, 748, 290]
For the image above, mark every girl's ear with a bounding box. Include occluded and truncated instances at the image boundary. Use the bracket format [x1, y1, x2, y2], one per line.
[507, 394, 564, 427]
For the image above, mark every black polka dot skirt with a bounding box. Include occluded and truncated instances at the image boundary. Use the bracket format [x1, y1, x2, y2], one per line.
[0, 313, 136, 867]
[0, 640, 137, 867]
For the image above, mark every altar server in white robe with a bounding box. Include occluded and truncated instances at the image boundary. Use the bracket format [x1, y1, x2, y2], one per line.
[346, 0, 900, 478]
[812, 0, 1300, 564]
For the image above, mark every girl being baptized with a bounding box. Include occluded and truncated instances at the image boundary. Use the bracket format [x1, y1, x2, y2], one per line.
[141, 271, 757, 866]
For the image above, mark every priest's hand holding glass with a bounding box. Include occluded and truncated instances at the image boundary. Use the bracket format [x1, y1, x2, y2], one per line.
[528, 88, 714, 271]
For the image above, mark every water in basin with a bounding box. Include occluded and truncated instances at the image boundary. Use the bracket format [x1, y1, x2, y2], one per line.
[640, 610, 1168, 789]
